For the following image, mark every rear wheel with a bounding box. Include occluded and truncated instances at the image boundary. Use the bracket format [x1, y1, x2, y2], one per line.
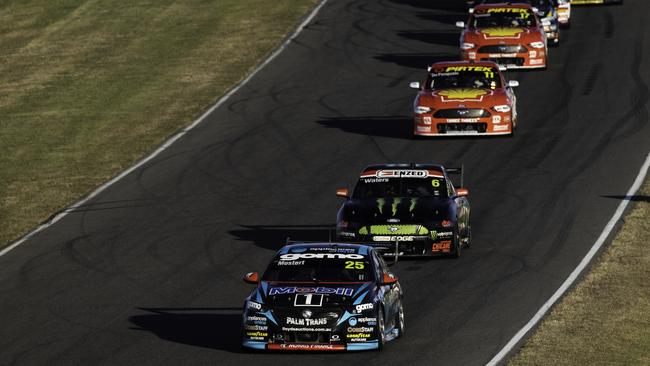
[376, 308, 386, 351]
[395, 303, 405, 338]
[450, 228, 462, 258]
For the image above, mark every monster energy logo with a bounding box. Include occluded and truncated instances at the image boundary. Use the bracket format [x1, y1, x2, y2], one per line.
[359, 225, 431, 236]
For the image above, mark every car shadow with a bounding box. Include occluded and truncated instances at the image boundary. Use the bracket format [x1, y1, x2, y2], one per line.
[397, 30, 460, 47]
[602, 195, 650, 203]
[229, 224, 336, 251]
[129, 307, 243, 352]
[374, 53, 458, 69]
[317, 115, 413, 139]
[415, 12, 468, 26]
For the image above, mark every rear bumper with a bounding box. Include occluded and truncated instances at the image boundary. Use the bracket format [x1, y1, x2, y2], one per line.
[461, 50, 546, 69]
[243, 340, 378, 351]
[413, 115, 513, 136]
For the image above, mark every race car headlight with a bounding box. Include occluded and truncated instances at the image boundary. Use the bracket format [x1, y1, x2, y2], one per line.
[460, 42, 475, 50]
[529, 42, 545, 49]
[415, 106, 432, 114]
[492, 105, 511, 113]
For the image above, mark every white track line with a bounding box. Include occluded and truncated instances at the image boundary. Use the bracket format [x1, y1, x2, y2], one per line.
[0, 0, 329, 258]
[486, 151, 650, 366]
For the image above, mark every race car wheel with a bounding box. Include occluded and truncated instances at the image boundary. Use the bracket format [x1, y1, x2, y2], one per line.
[376, 307, 386, 351]
[395, 303, 405, 338]
[464, 225, 472, 249]
[450, 228, 462, 258]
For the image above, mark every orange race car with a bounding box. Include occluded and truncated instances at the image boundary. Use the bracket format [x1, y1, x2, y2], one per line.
[409, 61, 519, 137]
[457, 3, 548, 69]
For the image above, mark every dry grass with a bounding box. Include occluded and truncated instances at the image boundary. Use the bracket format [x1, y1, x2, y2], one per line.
[0, 0, 318, 246]
[509, 178, 650, 365]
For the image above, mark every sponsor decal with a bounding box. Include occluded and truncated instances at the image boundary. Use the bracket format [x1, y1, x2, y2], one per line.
[281, 327, 332, 332]
[363, 178, 389, 183]
[529, 50, 537, 58]
[484, 8, 531, 15]
[440, 66, 494, 73]
[286, 317, 328, 326]
[377, 170, 428, 178]
[246, 316, 267, 322]
[347, 333, 371, 341]
[269, 286, 354, 296]
[348, 327, 374, 333]
[247, 301, 262, 311]
[277, 260, 305, 266]
[330, 334, 340, 341]
[268, 344, 345, 351]
[494, 124, 509, 131]
[357, 317, 377, 325]
[423, 116, 432, 125]
[432, 240, 452, 252]
[244, 324, 268, 331]
[436, 231, 453, 238]
[446, 118, 479, 123]
[246, 331, 268, 338]
[438, 88, 488, 101]
[279, 253, 363, 261]
[349, 317, 358, 326]
[492, 115, 502, 123]
[294, 294, 324, 307]
[355, 303, 374, 312]
[373, 235, 415, 242]
[530, 58, 544, 65]
[338, 231, 356, 238]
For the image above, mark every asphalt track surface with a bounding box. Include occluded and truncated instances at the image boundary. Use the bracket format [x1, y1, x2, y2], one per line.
[1, 1, 649, 365]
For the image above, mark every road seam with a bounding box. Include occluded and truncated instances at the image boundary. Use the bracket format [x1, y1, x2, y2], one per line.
[0, 0, 329, 258]
[486, 151, 650, 366]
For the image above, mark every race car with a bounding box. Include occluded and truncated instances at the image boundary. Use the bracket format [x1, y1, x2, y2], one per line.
[336, 164, 471, 258]
[241, 243, 405, 351]
[457, 3, 548, 69]
[467, 0, 560, 45]
[409, 60, 518, 136]
[572, 0, 622, 4]
[557, 0, 571, 26]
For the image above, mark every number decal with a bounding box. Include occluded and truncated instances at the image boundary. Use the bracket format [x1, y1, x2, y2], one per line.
[483, 71, 494, 79]
[345, 261, 365, 269]
[431, 179, 440, 187]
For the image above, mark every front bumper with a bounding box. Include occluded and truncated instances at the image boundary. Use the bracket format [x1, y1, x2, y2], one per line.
[413, 114, 513, 137]
[462, 50, 546, 69]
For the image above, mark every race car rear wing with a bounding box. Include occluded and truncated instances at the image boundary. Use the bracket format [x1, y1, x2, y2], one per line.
[446, 164, 464, 188]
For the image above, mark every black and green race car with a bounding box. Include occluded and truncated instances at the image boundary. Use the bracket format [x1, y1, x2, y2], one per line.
[335, 164, 471, 258]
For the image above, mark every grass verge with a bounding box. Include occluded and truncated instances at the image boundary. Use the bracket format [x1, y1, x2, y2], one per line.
[0, 0, 318, 247]
[509, 178, 650, 365]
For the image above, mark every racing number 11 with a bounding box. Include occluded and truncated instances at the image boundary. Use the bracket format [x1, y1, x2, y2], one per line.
[345, 261, 364, 269]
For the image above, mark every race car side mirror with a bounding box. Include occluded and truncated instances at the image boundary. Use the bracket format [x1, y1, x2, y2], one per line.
[409, 81, 420, 90]
[456, 188, 469, 197]
[336, 188, 349, 198]
[455, 21, 465, 28]
[381, 272, 398, 286]
[243, 272, 259, 284]
[508, 80, 519, 88]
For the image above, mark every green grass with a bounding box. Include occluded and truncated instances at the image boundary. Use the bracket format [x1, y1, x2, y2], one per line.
[0, 0, 318, 246]
[509, 178, 650, 365]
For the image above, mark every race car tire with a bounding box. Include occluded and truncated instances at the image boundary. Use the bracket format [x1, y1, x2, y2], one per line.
[376, 307, 386, 351]
[464, 225, 472, 249]
[395, 303, 405, 338]
[450, 228, 462, 258]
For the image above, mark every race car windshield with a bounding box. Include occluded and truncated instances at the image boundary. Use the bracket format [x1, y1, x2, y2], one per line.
[525, 0, 556, 13]
[428, 70, 501, 90]
[263, 255, 373, 282]
[473, 11, 537, 28]
[352, 176, 448, 199]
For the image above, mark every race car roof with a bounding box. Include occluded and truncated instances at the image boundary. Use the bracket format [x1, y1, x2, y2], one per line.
[278, 243, 374, 256]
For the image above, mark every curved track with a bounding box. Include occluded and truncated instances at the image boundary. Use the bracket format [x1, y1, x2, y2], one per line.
[1, 1, 649, 365]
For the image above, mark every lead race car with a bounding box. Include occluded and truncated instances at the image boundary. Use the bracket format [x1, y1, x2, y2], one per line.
[410, 60, 519, 136]
[241, 243, 404, 351]
[336, 164, 471, 258]
[457, 2, 548, 69]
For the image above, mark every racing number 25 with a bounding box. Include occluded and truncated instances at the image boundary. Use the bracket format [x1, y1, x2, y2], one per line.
[345, 261, 364, 269]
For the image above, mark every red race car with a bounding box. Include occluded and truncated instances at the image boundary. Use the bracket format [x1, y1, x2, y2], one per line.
[409, 61, 519, 136]
[457, 3, 548, 69]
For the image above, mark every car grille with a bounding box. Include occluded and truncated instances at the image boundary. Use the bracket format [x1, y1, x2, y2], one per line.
[438, 123, 488, 133]
[433, 108, 490, 118]
[478, 45, 527, 53]
[480, 57, 525, 66]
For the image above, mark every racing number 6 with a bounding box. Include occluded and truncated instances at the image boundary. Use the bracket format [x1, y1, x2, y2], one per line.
[345, 261, 364, 269]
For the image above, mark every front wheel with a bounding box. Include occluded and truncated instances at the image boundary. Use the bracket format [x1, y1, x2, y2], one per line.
[376, 308, 386, 351]
[450, 228, 462, 258]
[395, 303, 405, 338]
